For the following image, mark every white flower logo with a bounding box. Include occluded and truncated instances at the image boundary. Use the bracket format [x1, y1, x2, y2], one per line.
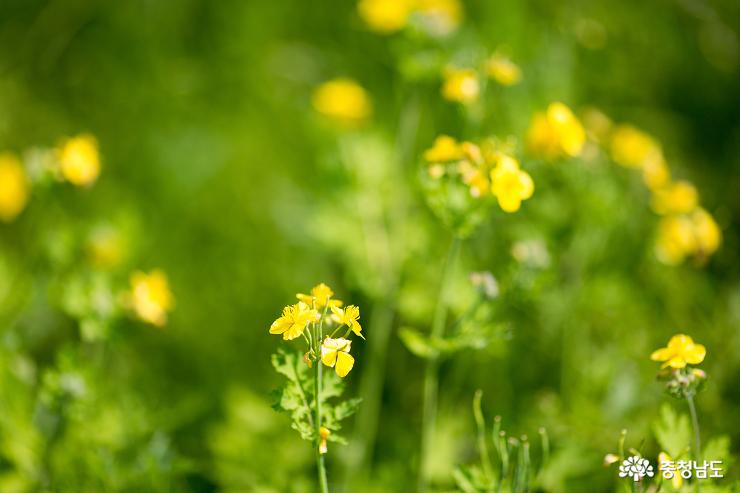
[619, 456, 655, 482]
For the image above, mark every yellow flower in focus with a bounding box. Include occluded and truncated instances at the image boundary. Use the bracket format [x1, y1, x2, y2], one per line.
[321, 337, 355, 377]
[269, 302, 319, 341]
[609, 125, 661, 169]
[490, 155, 534, 212]
[357, 0, 413, 33]
[0, 153, 29, 223]
[642, 154, 671, 191]
[296, 282, 343, 309]
[130, 270, 174, 327]
[650, 334, 706, 369]
[57, 134, 101, 186]
[415, 0, 463, 37]
[424, 135, 464, 162]
[651, 180, 698, 215]
[331, 305, 364, 339]
[526, 102, 585, 159]
[319, 426, 331, 454]
[655, 215, 696, 265]
[658, 452, 683, 489]
[691, 208, 721, 256]
[486, 55, 521, 86]
[312, 78, 372, 126]
[441, 68, 480, 104]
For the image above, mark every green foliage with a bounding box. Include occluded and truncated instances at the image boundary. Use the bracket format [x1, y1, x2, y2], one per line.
[653, 403, 692, 458]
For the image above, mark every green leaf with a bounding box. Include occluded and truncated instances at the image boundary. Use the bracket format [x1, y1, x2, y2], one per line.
[399, 327, 439, 358]
[653, 403, 691, 458]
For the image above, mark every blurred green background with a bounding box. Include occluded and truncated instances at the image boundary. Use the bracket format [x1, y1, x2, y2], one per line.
[1, 0, 739, 491]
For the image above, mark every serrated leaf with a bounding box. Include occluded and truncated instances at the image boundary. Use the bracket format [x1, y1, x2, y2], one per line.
[653, 403, 691, 458]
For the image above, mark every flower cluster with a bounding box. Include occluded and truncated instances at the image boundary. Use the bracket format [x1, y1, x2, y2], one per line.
[270, 283, 364, 377]
[651, 334, 707, 398]
[358, 0, 463, 37]
[441, 54, 522, 105]
[526, 102, 586, 160]
[423, 135, 534, 212]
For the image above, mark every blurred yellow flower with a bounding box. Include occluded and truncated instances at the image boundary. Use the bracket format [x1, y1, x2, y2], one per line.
[651, 334, 706, 369]
[58, 134, 101, 186]
[424, 135, 463, 162]
[319, 426, 331, 454]
[527, 102, 585, 159]
[658, 452, 683, 489]
[321, 337, 355, 377]
[610, 125, 661, 169]
[691, 208, 721, 256]
[296, 282, 343, 309]
[130, 270, 174, 327]
[441, 68, 480, 104]
[358, 0, 413, 33]
[641, 154, 671, 191]
[0, 153, 29, 223]
[655, 215, 696, 265]
[490, 155, 534, 212]
[486, 55, 521, 86]
[458, 160, 489, 197]
[270, 301, 319, 341]
[312, 78, 372, 126]
[415, 0, 463, 36]
[331, 305, 364, 338]
[651, 180, 698, 215]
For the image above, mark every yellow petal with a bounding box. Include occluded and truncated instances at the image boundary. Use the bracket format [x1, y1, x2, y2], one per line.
[321, 349, 338, 368]
[684, 343, 706, 365]
[497, 193, 522, 213]
[335, 352, 355, 377]
[269, 316, 291, 335]
[519, 170, 534, 199]
[650, 347, 672, 361]
[352, 320, 365, 339]
[665, 356, 687, 369]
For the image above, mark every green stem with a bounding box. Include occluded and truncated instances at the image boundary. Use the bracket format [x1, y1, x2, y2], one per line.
[473, 390, 494, 487]
[686, 392, 701, 493]
[417, 236, 462, 493]
[314, 316, 329, 493]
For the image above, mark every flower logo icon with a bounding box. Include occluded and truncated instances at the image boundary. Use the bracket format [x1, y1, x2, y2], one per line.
[619, 456, 655, 482]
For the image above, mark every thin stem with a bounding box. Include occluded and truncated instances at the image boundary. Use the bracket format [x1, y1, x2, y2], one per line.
[473, 390, 494, 486]
[314, 310, 329, 493]
[686, 392, 701, 493]
[418, 235, 462, 493]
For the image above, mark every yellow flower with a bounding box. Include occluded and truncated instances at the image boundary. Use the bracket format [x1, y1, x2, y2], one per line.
[296, 282, 343, 309]
[691, 208, 721, 256]
[610, 125, 661, 169]
[269, 302, 319, 341]
[658, 452, 683, 489]
[651, 334, 706, 369]
[424, 135, 464, 162]
[486, 55, 521, 86]
[130, 270, 174, 327]
[57, 134, 101, 186]
[655, 215, 696, 265]
[330, 305, 364, 339]
[441, 68, 480, 104]
[490, 155, 534, 212]
[651, 180, 698, 215]
[319, 426, 331, 454]
[321, 337, 355, 377]
[642, 154, 671, 191]
[414, 0, 463, 37]
[312, 78, 372, 126]
[0, 153, 29, 223]
[357, 0, 414, 33]
[526, 102, 585, 159]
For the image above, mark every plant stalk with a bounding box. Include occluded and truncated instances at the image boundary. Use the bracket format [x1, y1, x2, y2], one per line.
[686, 392, 701, 493]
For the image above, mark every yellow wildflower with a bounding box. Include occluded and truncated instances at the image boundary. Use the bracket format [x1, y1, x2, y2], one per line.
[424, 135, 464, 162]
[130, 270, 174, 327]
[331, 305, 364, 339]
[658, 452, 683, 489]
[641, 154, 671, 191]
[691, 208, 721, 256]
[296, 282, 343, 309]
[441, 68, 480, 104]
[321, 337, 355, 377]
[415, 0, 463, 37]
[610, 125, 661, 169]
[57, 134, 101, 186]
[0, 153, 29, 223]
[269, 302, 319, 341]
[655, 215, 696, 265]
[526, 102, 585, 159]
[319, 426, 331, 454]
[357, 0, 414, 33]
[490, 155, 534, 212]
[651, 180, 698, 215]
[651, 334, 706, 369]
[312, 78, 372, 126]
[486, 54, 521, 86]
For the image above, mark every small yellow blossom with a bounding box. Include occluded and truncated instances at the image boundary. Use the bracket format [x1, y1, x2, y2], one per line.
[424, 135, 464, 162]
[319, 426, 331, 454]
[312, 78, 372, 126]
[441, 68, 480, 104]
[331, 305, 364, 339]
[486, 55, 521, 86]
[641, 154, 671, 191]
[296, 283, 343, 309]
[651, 334, 706, 369]
[658, 452, 683, 489]
[130, 270, 174, 327]
[0, 153, 29, 223]
[357, 0, 414, 33]
[490, 155, 534, 212]
[651, 180, 698, 215]
[269, 302, 319, 341]
[458, 160, 489, 197]
[57, 134, 101, 186]
[415, 0, 463, 36]
[609, 125, 661, 169]
[321, 337, 355, 377]
[691, 208, 721, 256]
[655, 215, 696, 265]
[527, 102, 585, 159]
